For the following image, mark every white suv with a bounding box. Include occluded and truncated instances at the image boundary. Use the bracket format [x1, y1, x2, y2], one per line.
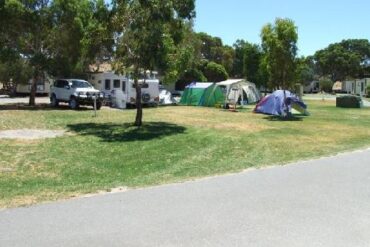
[50, 79, 104, 109]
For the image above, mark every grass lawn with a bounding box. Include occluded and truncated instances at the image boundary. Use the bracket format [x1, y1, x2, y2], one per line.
[1, 100, 370, 208]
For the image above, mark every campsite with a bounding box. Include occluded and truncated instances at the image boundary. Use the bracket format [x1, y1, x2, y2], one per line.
[1, 98, 370, 208]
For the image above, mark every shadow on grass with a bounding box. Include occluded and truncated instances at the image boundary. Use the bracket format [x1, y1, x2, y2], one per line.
[67, 122, 187, 142]
[0, 103, 91, 111]
[263, 115, 305, 121]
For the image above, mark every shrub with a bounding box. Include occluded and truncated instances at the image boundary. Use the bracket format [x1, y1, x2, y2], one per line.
[336, 95, 362, 108]
[203, 62, 228, 82]
[319, 79, 333, 93]
[367, 84, 370, 98]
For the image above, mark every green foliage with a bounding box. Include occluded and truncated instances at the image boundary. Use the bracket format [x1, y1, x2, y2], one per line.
[203, 62, 228, 82]
[314, 39, 370, 81]
[295, 56, 315, 85]
[232, 39, 265, 85]
[0, 59, 33, 85]
[261, 18, 298, 90]
[162, 22, 202, 85]
[367, 84, 370, 98]
[175, 68, 207, 90]
[196, 32, 234, 75]
[114, 0, 195, 125]
[319, 79, 333, 93]
[243, 43, 263, 84]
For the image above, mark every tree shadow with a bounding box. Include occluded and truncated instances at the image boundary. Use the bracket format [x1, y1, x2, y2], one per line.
[263, 115, 305, 121]
[0, 103, 91, 111]
[66, 122, 187, 142]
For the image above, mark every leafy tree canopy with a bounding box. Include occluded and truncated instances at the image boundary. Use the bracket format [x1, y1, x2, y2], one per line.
[314, 39, 370, 81]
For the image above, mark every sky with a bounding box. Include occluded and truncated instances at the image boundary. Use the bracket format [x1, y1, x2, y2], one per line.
[194, 0, 370, 56]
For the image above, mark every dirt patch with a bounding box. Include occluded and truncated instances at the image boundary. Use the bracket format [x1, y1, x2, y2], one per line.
[0, 129, 65, 140]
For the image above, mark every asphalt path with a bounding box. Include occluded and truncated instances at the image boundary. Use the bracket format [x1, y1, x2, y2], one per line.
[1, 149, 370, 247]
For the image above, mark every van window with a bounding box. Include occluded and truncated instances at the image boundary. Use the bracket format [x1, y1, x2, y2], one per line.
[122, 81, 126, 92]
[113, 79, 120, 88]
[105, 79, 111, 90]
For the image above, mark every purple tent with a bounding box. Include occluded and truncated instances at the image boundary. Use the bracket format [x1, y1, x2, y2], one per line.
[254, 90, 307, 116]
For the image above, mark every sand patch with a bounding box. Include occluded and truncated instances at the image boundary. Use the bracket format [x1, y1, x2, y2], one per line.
[0, 129, 65, 140]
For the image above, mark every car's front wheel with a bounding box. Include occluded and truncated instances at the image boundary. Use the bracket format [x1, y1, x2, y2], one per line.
[50, 94, 59, 107]
[69, 97, 79, 109]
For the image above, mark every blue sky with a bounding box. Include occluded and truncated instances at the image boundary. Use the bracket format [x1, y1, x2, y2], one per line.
[194, 0, 370, 56]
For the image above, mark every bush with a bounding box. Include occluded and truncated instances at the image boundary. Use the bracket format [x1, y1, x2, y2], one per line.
[203, 62, 228, 82]
[367, 85, 370, 98]
[175, 68, 207, 90]
[319, 79, 333, 93]
[336, 95, 362, 108]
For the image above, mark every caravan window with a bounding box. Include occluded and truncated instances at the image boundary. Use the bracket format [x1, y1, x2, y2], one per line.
[105, 79, 111, 90]
[113, 79, 120, 88]
[122, 81, 126, 92]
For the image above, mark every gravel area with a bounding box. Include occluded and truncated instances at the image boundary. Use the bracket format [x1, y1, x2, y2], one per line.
[0, 96, 50, 105]
[0, 129, 65, 140]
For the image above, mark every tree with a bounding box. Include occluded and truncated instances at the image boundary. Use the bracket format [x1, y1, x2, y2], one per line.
[314, 39, 370, 81]
[261, 18, 298, 115]
[49, 0, 114, 77]
[295, 56, 315, 86]
[196, 32, 234, 75]
[1, 0, 113, 105]
[1, 0, 53, 105]
[114, 0, 195, 126]
[243, 43, 263, 84]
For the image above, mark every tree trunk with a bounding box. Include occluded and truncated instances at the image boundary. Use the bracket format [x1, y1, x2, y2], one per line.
[134, 77, 142, 127]
[29, 74, 37, 106]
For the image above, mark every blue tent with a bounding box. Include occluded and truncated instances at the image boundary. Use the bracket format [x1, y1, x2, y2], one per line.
[254, 90, 308, 116]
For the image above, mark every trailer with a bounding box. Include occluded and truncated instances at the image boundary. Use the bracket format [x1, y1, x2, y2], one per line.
[15, 77, 52, 95]
[353, 78, 369, 96]
[333, 79, 369, 96]
[88, 71, 160, 108]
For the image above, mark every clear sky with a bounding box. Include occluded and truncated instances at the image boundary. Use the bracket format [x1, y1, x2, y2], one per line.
[194, 0, 370, 56]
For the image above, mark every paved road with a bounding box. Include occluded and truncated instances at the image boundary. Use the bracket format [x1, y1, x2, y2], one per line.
[1, 149, 370, 247]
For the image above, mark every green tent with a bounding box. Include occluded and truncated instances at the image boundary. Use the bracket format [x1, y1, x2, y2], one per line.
[201, 84, 225, 107]
[180, 83, 213, 106]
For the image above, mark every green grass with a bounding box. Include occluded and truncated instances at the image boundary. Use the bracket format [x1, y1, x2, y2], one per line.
[0, 101, 370, 208]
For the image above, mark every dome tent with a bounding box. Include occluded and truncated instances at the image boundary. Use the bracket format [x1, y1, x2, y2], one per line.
[254, 90, 308, 116]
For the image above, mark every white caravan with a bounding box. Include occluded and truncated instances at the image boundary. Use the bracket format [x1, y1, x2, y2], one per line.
[333, 79, 369, 96]
[16, 77, 52, 95]
[352, 78, 368, 96]
[88, 72, 160, 108]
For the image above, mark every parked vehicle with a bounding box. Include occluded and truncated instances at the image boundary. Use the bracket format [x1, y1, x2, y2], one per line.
[332, 78, 369, 96]
[88, 71, 160, 108]
[16, 77, 52, 95]
[50, 79, 103, 109]
[303, 81, 320, 93]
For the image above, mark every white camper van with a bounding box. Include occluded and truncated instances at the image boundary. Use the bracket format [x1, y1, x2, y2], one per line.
[88, 71, 160, 108]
